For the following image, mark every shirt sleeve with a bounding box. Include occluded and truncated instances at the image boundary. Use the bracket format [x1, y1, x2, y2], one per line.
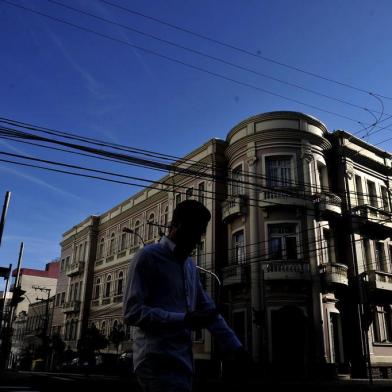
[195, 269, 242, 353]
[123, 249, 185, 331]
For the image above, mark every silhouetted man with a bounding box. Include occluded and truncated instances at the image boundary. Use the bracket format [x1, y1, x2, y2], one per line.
[124, 200, 244, 392]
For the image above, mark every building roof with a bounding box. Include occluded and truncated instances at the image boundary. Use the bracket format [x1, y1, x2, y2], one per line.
[12, 260, 59, 279]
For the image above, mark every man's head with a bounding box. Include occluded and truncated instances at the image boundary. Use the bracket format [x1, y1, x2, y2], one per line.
[168, 200, 211, 258]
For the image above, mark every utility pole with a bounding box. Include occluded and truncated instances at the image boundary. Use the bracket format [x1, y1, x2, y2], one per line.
[33, 286, 51, 370]
[0, 191, 12, 330]
[0, 191, 11, 248]
[0, 264, 12, 370]
[4, 242, 25, 369]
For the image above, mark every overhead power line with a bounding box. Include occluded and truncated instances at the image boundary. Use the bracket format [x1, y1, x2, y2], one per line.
[98, 0, 392, 101]
[0, 118, 390, 202]
[0, 122, 383, 201]
[48, 0, 389, 119]
[3, 0, 391, 133]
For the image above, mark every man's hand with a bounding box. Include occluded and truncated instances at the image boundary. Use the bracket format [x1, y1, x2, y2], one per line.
[184, 309, 218, 330]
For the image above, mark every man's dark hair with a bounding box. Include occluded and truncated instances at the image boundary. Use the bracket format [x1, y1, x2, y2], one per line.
[171, 200, 211, 228]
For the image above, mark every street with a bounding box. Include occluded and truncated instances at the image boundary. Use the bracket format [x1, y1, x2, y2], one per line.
[2, 371, 392, 392]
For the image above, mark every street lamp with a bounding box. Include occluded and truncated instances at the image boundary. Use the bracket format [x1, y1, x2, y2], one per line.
[122, 227, 145, 246]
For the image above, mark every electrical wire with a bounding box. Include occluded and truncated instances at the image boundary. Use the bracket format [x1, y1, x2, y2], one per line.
[2, 0, 389, 129]
[98, 0, 392, 101]
[0, 120, 389, 203]
[48, 0, 390, 119]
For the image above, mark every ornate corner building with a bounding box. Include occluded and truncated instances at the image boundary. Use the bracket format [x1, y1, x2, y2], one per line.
[52, 111, 392, 379]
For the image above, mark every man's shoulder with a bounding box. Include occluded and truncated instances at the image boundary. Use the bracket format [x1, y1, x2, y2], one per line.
[135, 243, 165, 260]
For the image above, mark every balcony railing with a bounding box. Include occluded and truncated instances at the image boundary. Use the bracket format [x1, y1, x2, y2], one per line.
[262, 261, 310, 280]
[353, 204, 392, 224]
[319, 262, 348, 286]
[221, 264, 249, 286]
[314, 192, 342, 215]
[66, 261, 85, 277]
[366, 270, 392, 292]
[352, 204, 392, 239]
[260, 188, 313, 209]
[222, 195, 247, 222]
[62, 300, 81, 313]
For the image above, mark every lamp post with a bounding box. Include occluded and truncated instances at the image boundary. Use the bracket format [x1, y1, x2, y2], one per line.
[123, 227, 145, 246]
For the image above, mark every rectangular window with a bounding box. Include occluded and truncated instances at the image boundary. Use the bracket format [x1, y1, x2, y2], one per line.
[196, 241, 205, 268]
[61, 292, 65, 305]
[232, 230, 245, 264]
[375, 242, 387, 272]
[367, 180, 378, 208]
[198, 182, 205, 205]
[175, 193, 182, 206]
[317, 162, 328, 190]
[74, 282, 79, 301]
[381, 186, 390, 212]
[322, 228, 334, 264]
[231, 165, 244, 196]
[69, 284, 74, 302]
[268, 223, 298, 260]
[65, 256, 70, 270]
[192, 329, 203, 342]
[373, 306, 392, 343]
[363, 239, 372, 271]
[120, 232, 127, 251]
[61, 259, 65, 272]
[186, 187, 193, 200]
[355, 175, 364, 206]
[266, 156, 292, 187]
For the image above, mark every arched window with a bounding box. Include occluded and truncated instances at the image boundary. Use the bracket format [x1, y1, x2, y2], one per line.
[101, 321, 106, 336]
[109, 233, 115, 255]
[117, 271, 124, 295]
[163, 206, 168, 228]
[105, 275, 112, 298]
[134, 220, 141, 246]
[95, 278, 101, 299]
[78, 243, 84, 261]
[82, 242, 87, 261]
[148, 213, 155, 240]
[98, 238, 105, 259]
[120, 227, 127, 251]
[112, 319, 118, 332]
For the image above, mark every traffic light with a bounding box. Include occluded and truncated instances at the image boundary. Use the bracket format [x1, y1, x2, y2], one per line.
[10, 286, 25, 306]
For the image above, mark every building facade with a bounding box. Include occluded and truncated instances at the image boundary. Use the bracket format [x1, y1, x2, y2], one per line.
[9, 261, 59, 367]
[55, 111, 392, 379]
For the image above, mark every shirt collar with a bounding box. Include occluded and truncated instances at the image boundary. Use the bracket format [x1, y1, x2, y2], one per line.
[160, 235, 176, 252]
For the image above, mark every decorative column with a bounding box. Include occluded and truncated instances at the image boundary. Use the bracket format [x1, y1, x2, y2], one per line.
[247, 149, 260, 361]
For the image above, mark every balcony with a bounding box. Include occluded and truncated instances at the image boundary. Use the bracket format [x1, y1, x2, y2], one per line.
[66, 261, 84, 277]
[259, 188, 313, 209]
[352, 204, 392, 239]
[222, 195, 247, 222]
[314, 192, 342, 216]
[262, 261, 310, 280]
[363, 270, 392, 304]
[62, 300, 81, 313]
[221, 264, 249, 287]
[319, 262, 348, 286]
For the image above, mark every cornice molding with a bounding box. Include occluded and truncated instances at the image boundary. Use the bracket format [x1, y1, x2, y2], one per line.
[225, 130, 331, 162]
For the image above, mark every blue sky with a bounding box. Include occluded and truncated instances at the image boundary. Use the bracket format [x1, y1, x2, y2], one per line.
[1, 0, 392, 278]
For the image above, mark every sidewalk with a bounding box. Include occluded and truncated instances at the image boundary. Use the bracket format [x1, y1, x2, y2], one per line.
[2, 370, 392, 391]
